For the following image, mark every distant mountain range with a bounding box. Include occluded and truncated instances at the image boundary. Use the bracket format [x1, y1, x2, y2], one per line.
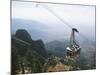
[45, 40, 69, 57]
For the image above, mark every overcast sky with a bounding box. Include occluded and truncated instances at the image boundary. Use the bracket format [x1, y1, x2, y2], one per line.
[12, 1, 95, 42]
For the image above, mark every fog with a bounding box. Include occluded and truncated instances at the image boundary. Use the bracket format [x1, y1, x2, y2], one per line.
[12, 1, 96, 43]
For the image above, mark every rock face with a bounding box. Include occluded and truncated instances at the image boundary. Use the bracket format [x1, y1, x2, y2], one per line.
[47, 62, 73, 72]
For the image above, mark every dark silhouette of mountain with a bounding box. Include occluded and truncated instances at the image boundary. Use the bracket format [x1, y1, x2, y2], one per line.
[15, 29, 32, 43]
[14, 29, 47, 57]
[34, 40, 47, 58]
[12, 29, 48, 74]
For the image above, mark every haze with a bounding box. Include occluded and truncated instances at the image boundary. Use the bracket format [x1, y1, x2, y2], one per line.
[12, 1, 95, 42]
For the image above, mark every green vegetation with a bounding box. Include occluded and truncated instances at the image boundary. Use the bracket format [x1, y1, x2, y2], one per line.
[11, 29, 47, 74]
[11, 29, 96, 74]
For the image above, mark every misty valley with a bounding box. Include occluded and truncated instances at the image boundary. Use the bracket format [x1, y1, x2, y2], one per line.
[11, 28, 96, 74]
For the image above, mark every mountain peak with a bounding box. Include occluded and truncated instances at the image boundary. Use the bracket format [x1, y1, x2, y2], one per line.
[15, 29, 32, 43]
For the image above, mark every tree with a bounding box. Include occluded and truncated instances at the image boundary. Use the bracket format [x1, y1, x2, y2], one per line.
[11, 46, 20, 74]
[26, 48, 42, 73]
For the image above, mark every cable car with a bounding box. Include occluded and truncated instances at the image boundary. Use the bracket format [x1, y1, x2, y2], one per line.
[66, 28, 81, 60]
